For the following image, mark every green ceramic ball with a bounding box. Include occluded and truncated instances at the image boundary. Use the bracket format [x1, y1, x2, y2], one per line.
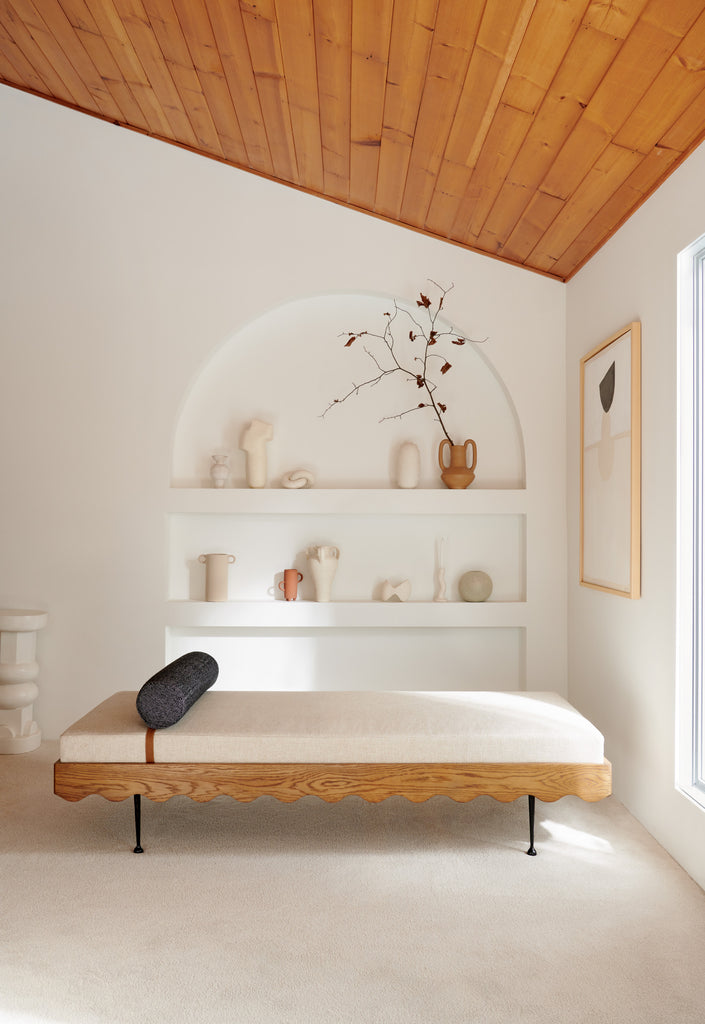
[459, 570, 493, 602]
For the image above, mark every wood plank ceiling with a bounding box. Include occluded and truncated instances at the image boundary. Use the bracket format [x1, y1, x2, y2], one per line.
[2, 0, 705, 280]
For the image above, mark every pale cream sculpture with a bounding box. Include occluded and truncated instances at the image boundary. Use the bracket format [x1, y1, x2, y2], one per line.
[0, 608, 48, 753]
[381, 579, 411, 602]
[239, 419, 273, 488]
[306, 545, 340, 602]
[281, 468, 314, 488]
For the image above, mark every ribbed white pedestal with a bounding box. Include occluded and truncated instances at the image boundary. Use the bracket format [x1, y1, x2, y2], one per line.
[0, 609, 48, 754]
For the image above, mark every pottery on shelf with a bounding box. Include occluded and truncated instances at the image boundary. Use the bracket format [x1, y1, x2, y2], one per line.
[281, 468, 315, 489]
[278, 569, 303, 601]
[240, 419, 273, 488]
[209, 453, 229, 488]
[396, 442, 420, 488]
[381, 579, 411, 602]
[438, 438, 477, 489]
[199, 553, 236, 602]
[459, 570, 493, 602]
[306, 545, 340, 602]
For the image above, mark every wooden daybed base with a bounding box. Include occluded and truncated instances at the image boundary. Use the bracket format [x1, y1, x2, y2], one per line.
[53, 759, 613, 856]
[53, 691, 612, 855]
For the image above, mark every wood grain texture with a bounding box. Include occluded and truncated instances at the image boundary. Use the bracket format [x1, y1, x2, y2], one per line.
[2, 1, 704, 279]
[55, 759, 612, 805]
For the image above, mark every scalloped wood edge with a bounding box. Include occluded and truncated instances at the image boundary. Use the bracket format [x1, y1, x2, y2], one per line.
[54, 759, 612, 805]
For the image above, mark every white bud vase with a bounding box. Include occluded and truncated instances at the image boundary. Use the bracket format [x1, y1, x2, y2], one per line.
[306, 545, 340, 602]
[396, 442, 420, 488]
[210, 453, 229, 488]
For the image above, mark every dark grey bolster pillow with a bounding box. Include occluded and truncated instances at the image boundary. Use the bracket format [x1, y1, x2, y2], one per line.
[136, 652, 219, 729]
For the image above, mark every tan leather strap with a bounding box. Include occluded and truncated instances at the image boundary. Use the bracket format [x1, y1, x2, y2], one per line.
[145, 728, 156, 764]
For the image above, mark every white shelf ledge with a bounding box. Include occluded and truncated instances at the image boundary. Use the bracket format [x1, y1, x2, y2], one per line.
[165, 600, 527, 630]
[167, 487, 527, 516]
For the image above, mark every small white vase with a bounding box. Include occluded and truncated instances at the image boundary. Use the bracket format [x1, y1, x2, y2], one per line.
[396, 442, 420, 488]
[210, 453, 229, 488]
[306, 545, 340, 602]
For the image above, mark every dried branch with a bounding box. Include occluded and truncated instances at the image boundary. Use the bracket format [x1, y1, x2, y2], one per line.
[323, 280, 485, 445]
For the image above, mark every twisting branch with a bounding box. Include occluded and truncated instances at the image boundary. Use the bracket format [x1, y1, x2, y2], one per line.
[322, 280, 485, 445]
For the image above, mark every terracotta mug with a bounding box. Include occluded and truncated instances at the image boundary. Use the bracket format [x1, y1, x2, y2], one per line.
[279, 569, 303, 601]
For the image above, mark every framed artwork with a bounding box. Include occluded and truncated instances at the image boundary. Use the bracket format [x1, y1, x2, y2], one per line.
[580, 322, 641, 598]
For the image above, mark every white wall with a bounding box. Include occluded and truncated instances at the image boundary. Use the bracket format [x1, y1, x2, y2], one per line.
[0, 87, 566, 740]
[567, 140, 705, 891]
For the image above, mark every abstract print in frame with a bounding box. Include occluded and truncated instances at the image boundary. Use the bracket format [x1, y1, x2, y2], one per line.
[580, 323, 641, 598]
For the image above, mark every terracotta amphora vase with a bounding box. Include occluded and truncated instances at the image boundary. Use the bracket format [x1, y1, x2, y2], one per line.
[278, 569, 303, 601]
[438, 438, 477, 489]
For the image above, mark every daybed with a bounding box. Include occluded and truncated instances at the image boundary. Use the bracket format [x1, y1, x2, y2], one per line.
[54, 689, 612, 855]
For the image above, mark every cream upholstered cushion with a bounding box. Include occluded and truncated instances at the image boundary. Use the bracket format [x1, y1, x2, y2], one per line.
[59, 690, 605, 765]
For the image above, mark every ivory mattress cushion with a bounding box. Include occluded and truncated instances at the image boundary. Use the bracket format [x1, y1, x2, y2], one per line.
[59, 690, 605, 765]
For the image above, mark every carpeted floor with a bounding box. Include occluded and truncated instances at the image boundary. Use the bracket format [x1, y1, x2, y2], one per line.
[2, 743, 705, 1023]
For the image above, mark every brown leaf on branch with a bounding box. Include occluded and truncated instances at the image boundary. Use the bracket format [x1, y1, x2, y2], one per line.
[440, 362, 452, 374]
[409, 331, 416, 341]
[345, 335, 356, 347]
[439, 403, 447, 412]
[416, 375, 425, 388]
[452, 338, 465, 345]
[417, 293, 431, 308]
[418, 403, 426, 408]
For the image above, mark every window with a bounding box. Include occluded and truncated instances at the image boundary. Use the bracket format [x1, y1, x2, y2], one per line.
[678, 233, 705, 808]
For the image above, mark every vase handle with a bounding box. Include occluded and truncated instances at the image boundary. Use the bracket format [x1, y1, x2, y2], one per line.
[464, 439, 477, 473]
[438, 438, 451, 470]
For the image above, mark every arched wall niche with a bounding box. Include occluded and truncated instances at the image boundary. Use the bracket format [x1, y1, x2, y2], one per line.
[171, 292, 525, 489]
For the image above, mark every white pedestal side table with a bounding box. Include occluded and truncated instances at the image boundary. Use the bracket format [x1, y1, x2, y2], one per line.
[0, 609, 48, 753]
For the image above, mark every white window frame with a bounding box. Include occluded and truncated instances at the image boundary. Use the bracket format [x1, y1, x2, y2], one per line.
[678, 232, 705, 808]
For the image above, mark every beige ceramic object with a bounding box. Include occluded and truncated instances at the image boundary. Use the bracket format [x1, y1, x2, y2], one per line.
[396, 442, 420, 488]
[306, 545, 340, 602]
[0, 608, 48, 753]
[199, 553, 236, 601]
[459, 570, 493, 602]
[240, 419, 273, 488]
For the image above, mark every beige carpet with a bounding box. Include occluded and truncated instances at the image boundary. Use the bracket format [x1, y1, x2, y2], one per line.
[2, 743, 705, 1024]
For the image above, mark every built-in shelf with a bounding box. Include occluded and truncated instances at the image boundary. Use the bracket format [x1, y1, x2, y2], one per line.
[167, 487, 527, 516]
[165, 600, 528, 629]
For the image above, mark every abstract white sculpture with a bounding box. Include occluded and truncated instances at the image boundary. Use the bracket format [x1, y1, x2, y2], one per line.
[281, 468, 315, 489]
[0, 608, 48, 753]
[434, 537, 448, 602]
[306, 545, 340, 602]
[239, 419, 273, 488]
[381, 579, 411, 602]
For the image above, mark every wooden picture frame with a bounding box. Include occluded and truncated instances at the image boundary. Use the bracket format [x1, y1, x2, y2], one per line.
[580, 322, 641, 598]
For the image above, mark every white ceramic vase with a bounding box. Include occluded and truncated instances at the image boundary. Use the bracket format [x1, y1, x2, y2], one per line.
[210, 453, 229, 488]
[306, 545, 340, 602]
[396, 442, 420, 488]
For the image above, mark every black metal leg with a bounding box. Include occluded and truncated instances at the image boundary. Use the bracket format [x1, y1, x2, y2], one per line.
[526, 794, 537, 856]
[133, 794, 144, 854]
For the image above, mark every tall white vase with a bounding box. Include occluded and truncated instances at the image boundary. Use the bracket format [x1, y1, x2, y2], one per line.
[240, 419, 273, 488]
[306, 545, 340, 602]
[396, 441, 420, 488]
